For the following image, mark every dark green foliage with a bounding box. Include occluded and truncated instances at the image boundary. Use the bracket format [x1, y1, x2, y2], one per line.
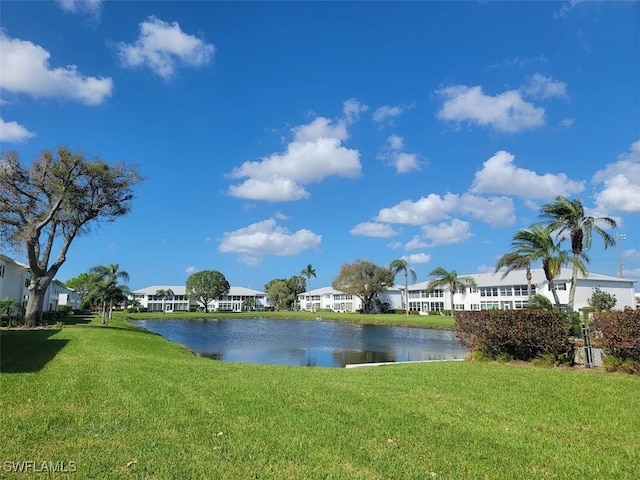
[588, 288, 617, 311]
[456, 309, 574, 362]
[185, 270, 230, 313]
[592, 309, 640, 362]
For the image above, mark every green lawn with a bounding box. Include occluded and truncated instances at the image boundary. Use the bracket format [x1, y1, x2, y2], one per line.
[1, 317, 638, 479]
[121, 309, 457, 329]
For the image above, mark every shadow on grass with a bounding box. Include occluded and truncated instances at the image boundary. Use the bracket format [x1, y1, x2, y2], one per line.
[60, 313, 94, 325]
[0, 329, 69, 373]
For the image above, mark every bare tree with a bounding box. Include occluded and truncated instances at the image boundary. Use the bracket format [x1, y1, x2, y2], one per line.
[0, 147, 143, 327]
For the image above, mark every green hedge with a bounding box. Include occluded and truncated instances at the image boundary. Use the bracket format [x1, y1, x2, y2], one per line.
[455, 309, 574, 362]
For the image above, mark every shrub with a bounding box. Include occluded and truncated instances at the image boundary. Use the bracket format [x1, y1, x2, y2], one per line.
[455, 309, 574, 363]
[592, 309, 640, 362]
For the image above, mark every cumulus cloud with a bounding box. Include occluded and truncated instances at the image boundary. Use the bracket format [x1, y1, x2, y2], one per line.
[228, 109, 362, 202]
[218, 218, 321, 265]
[404, 236, 429, 250]
[377, 135, 420, 174]
[185, 266, 197, 274]
[436, 84, 545, 132]
[375, 193, 459, 225]
[459, 193, 516, 227]
[471, 150, 584, 200]
[402, 253, 432, 265]
[0, 117, 35, 143]
[421, 219, 472, 246]
[116, 16, 215, 80]
[593, 141, 640, 213]
[342, 98, 368, 123]
[521, 73, 567, 99]
[0, 32, 113, 105]
[349, 222, 398, 238]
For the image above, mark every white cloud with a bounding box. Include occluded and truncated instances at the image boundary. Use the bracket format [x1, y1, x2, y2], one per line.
[622, 248, 640, 261]
[349, 222, 398, 238]
[56, 0, 103, 18]
[228, 112, 362, 202]
[375, 193, 458, 225]
[593, 141, 640, 213]
[387, 241, 403, 250]
[116, 16, 215, 80]
[560, 118, 575, 128]
[343, 98, 368, 123]
[218, 219, 322, 263]
[402, 253, 432, 265]
[421, 219, 472, 246]
[0, 117, 35, 143]
[471, 150, 584, 200]
[0, 32, 113, 105]
[404, 236, 429, 250]
[377, 135, 420, 174]
[436, 84, 545, 132]
[459, 193, 516, 228]
[521, 73, 568, 99]
[185, 266, 197, 274]
[372, 103, 414, 126]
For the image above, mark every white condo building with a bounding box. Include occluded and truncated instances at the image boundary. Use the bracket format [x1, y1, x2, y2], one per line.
[130, 285, 269, 312]
[299, 268, 636, 314]
[0, 254, 81, 313]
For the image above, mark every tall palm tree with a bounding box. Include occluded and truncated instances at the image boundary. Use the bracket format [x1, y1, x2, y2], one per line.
[495, 251, 534, 303]
[89, 264, 130, 323]
[155, 288, 175, 313]
[390, 258, 417, 316]
[425, 267, 477, 318]
[300, 264, 316, 311]
[539, 196, 617, 311]
[506, 225, 577, 307]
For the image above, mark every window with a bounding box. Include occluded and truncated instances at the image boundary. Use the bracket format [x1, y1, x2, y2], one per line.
[429, 302, 444, 311]
[499, 287, 512, 296]
[480, 301, 500, 310]
[454, 304, 464, 310]
[480, 287, 498, 297]
[0, 265, 4, 277]
[556, 283, 567, 290]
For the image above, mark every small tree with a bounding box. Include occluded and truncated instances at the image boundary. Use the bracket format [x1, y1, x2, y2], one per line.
[425, 267, 477, 319]
[264, 276, 304, 311]
[242, 297, 256, 312]
[0, 298, 21, 326]
[588, 288, 617, 311]
[185, 270, 230, 313]
[0, 147, 143, 327]
[390, 258, 416, 316]
[155, 288, 175, 313]
[89, 264, 130, 324]
[332, 260, 394, 313]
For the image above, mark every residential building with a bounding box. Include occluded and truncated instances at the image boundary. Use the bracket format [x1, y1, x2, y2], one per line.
[298, 286, 403, 313]
[0, 254, 81, 311]
[0, 254, 30, 306]
[405, 268, 636, 313]
[130, 285, 269, 312]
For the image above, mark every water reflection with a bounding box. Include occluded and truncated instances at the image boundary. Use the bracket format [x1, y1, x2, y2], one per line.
[132, 318, 468, 368]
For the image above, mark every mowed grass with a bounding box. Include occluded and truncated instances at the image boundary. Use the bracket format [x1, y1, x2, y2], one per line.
[122, 310, 457, 329]
[1, 317, 639, 479]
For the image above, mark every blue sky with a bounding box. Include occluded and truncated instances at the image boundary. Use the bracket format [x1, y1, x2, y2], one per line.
[1, 1, 638, 292]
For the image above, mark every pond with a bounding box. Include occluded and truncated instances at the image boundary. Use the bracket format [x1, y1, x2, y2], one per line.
[132, 318, 468, 368]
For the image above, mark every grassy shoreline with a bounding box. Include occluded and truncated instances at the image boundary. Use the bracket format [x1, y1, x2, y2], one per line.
[1, 316, 639, 478]
[117, 310, 457, 329]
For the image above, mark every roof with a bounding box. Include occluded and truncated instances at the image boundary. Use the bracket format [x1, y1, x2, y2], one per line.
[131, 285, 266, 296]
[406, 268, 635, 291]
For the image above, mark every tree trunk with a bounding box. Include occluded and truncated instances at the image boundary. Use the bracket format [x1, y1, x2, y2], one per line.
[526, 267, 533, 303]
[404, 272, 409, 316]
[568, 258, 578, 312]
[549, 281, 561, 306]
[24, 277, 51, 327]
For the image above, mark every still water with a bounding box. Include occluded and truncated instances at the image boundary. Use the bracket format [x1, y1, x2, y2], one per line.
[132, 318, 468, 368]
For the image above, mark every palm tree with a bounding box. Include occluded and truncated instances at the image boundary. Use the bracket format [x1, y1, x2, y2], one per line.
[390, 259, 417, 316]
[425, 267, 477, 318]
[539, 196, 617, 311]
[242, 297, 256, 312]
[300, 264, 316, 311]
[506, 225, 577, 307]
[495, 251, 534, 303]
[0, 297, 21, 326]
[89, 264, 130, 323]
[155, 288, 175, 313]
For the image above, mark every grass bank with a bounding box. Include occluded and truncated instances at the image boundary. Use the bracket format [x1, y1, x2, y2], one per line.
[119, 310, 456, 329]
[1, 317, 639, 479]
